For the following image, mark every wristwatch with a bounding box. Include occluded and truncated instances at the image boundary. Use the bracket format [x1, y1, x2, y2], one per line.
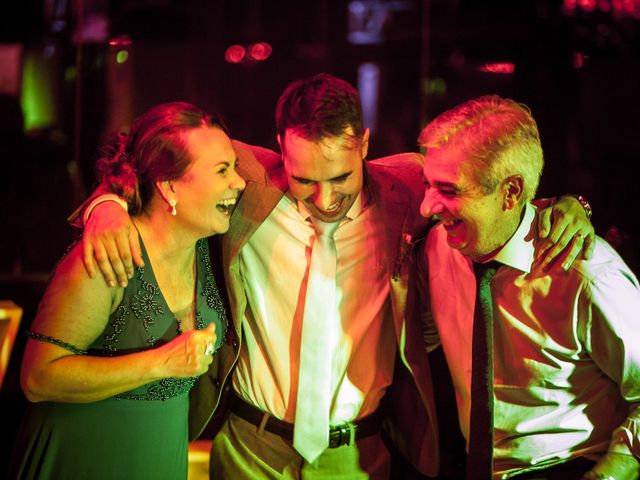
[571, 194, 593, 220]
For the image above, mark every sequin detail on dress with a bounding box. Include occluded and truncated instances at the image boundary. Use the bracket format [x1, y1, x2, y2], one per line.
[88, 238, 226, 401]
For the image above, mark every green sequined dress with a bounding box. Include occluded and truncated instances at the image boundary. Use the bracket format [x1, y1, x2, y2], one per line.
[9, 239, 227, 480]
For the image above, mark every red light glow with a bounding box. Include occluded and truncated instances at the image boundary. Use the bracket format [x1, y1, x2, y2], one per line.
[578, 0, 598, 11]
[565, 0, 640, 17]
[108, 36, 133, 47]
[599, 0, 612, 12]
[478, 62, 515, 74]
[225, 45, 246, 64]
[247, 42, 272, 61]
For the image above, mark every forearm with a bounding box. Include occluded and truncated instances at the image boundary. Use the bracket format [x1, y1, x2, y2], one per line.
[22, 347, 166, 403]
[582, 261, 640, 478]
[68, 184, 114, 227]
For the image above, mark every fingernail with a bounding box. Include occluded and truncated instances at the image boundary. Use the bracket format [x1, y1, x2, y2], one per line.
[561, 263, 569, 271]
[119, 280, 127, 287]
[127, 272, 133, 279]
[108, 280, 116, 287]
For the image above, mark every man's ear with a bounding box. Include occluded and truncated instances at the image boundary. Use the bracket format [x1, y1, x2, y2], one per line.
[361, 128, 370, 160]
[277, 133, 283, 154]
[503, 175, 524, 210]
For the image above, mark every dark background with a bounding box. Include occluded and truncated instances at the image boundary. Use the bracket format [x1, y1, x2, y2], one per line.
[1, 0, 639, 476]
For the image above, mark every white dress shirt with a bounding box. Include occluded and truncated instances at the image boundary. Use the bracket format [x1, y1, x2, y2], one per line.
[425, 203, 640, 478]
[233, 191, 397, 425]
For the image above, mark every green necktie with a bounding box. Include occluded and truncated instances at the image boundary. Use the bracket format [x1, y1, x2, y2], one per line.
[466, 261, 499, 480]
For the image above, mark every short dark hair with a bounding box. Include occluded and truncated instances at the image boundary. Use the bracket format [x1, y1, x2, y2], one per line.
[275, 73, 364, 142]
[97, 102, 227, 215]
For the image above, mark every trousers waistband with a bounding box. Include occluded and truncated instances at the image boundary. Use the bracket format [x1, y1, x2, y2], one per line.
[229, 394, 383, 448]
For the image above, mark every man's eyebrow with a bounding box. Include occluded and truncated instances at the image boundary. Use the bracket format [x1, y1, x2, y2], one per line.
[291, 171, 352, 183]
[291, 175, 313, 183]
[432, 180, 460, 191]
[329, 172, 352, 182]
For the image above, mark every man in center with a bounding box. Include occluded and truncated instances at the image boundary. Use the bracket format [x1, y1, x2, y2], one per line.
[200, 74, 437, 478]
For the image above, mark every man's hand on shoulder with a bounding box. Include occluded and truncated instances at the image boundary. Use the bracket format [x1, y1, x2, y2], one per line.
[535, 195, 595, 271]
[83, 201, 142, 287]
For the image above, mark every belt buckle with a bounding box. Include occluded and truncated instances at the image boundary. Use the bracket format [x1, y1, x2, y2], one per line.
[330, 423, 355, 448]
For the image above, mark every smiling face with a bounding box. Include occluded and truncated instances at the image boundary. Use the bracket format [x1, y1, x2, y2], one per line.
[280, 127, 369, 223]
[171, 126, 245, 236]
[420, 147, 519, 261]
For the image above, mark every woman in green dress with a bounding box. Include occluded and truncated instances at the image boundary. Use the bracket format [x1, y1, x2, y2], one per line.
[9, 102, 245, 479]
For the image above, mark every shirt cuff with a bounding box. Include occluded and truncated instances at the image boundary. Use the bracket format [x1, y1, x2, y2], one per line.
[82, 194, 128, 225]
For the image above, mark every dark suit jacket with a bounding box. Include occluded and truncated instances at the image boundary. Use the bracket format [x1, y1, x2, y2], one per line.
[188, 140, 440, 476]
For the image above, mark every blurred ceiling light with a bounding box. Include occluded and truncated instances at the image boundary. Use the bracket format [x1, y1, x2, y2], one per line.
[116, 50, 129, 64]
[247, 42, 272, 61]
[564, 0, 640, 17]
[478, 62, 515, 74]
[108, 36, 133, 47]
[225, 44, 246, 64]
[578, 0, 598, 11]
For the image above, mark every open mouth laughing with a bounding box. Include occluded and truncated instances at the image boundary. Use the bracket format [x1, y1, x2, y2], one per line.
[441, 217, 462, 231]
[310, 198, 345, 218]
[216, 197, 237, 216]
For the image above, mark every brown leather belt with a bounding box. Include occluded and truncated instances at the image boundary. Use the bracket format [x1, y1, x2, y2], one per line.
[230, 394, 383, 448]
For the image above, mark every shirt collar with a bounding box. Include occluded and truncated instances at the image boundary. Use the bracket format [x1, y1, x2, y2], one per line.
[490, 202, 536, 273]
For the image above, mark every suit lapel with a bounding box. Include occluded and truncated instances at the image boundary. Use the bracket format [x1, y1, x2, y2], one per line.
[224, 141, 287, 268]
[366, 163, 417, 350]
[366, 163, 411, 281]
[222, 142, 287, 339]
[223, 181, 284, 265]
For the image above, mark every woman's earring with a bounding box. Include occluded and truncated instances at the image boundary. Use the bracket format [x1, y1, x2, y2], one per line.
[169, 199, 177, 216]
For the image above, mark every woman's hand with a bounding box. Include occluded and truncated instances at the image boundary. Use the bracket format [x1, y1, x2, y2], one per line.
[154, 323, 218, 378]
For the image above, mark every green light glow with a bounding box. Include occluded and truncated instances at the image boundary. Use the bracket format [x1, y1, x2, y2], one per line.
[64, 66, 76, 82]
[116, 50, 129, 64]
[20, 51, 55, 130]
[427, 77, 447, 95]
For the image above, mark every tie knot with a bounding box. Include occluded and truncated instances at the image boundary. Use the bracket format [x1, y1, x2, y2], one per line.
[311, 218, 340, 239]
[473, 260, 500, 284]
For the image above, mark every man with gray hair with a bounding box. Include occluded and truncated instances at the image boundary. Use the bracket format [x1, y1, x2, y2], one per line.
[419, 95, 640, 480]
